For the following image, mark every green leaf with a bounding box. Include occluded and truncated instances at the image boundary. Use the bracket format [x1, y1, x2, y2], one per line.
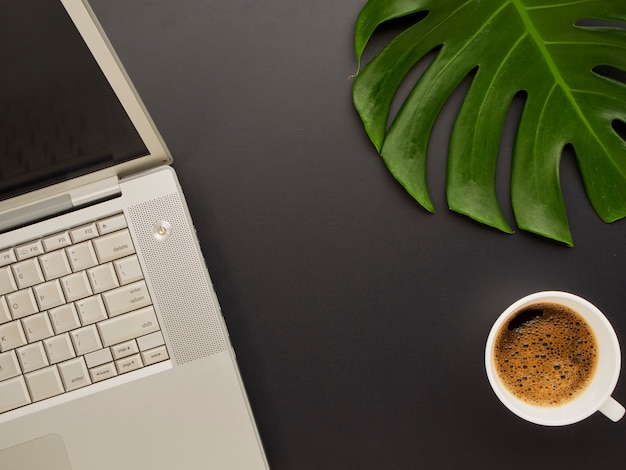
[353, 0, 626, 246]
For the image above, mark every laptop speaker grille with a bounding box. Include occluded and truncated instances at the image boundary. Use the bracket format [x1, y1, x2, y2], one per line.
[127, 193, 228, 365]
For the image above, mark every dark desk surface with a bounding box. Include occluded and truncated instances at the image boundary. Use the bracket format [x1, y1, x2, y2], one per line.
[91, 1, 626, 468]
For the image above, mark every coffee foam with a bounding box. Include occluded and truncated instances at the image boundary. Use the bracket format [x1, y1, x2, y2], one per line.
[493, 302, 598, 407]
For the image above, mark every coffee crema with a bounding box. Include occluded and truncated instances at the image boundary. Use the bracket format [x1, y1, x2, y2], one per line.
[493, 302, 598, 407]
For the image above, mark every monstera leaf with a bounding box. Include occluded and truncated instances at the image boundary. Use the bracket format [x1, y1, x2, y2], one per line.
[353, 0, 626, 245]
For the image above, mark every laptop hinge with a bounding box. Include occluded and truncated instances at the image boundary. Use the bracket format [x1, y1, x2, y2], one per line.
[67, 176, 121, 207]
[0, 176, 121, 233]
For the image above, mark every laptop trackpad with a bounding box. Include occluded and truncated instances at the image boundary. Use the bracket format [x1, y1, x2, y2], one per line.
[0, 434, 72, 470]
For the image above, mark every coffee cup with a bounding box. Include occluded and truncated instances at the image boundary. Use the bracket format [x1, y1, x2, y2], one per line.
[485, 291, 624, 426]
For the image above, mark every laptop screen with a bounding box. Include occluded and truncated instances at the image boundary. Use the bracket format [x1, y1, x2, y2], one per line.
[0, 0, 148, 203]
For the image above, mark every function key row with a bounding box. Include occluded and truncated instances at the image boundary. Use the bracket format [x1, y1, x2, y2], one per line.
[0, 213, 128, 266]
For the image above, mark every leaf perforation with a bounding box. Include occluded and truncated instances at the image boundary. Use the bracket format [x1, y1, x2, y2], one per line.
[613, 120, 626, 141]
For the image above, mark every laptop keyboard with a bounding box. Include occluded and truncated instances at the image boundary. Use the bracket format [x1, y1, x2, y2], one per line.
[0, 213, 169, 414]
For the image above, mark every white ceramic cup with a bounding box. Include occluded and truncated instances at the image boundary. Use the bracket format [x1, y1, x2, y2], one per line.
[485, 291, 625, 426]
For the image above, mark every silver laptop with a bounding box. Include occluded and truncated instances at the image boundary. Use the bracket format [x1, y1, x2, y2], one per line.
[0, 1, 268, 468]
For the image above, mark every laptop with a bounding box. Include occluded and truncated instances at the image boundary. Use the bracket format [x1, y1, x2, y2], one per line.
[0, 1, 268, 468]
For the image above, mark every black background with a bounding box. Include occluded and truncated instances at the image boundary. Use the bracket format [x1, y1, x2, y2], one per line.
[91, 1, 626, 468]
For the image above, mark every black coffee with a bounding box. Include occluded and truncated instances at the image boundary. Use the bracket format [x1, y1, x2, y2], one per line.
[493, 302, 598, 407]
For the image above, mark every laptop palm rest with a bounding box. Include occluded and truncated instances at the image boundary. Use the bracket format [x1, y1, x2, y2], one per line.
[0, 434, 73, 470]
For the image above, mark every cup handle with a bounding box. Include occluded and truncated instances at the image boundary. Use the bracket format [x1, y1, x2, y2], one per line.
[599, 396, 625, 422]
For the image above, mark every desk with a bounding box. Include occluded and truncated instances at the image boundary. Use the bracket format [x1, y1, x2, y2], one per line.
[91, 1, 626, 467]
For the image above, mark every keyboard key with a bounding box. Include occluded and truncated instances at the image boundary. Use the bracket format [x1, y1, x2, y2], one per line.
[58, 357, 91, 392]
[70, 325, 102, 356]
[0, 297, 11, 324]
[141, 345, 169, 366]
[97, 307, 160, 347]
[25, 366, 64, 402]
[87, 263, 119, 294]
[69, 223, 98, 243]
[137, 331, 165, 352]
[84, 347, 113, 368]
[0, 266, 17, 296]
[92, 229, 135, 264]
[16, 342, 49, 373]
[0, 376, 31, 413]
[14, 240, 44, 261]
[113, 255, 143, 285]
[115, 354, 143, 374]
[111, 339, 139, 360]
[11, 258, 45, 289]
[42, 231, 72, 252]
[96, 214, 127, 235]
[102, 281, 151, 317]
[0, 350, 21, 381]
[75, 295, 108, 326]
[6, 288, 39, 319]
[49, 304, 81, 334]
[33, 279, 66, 311]
[39, 249, 72, 280]
[0, 320, 27, 352]
[66, 241, 98, 272]
[0, 248, 16, 268]
[60, 271, 93, 302]
[22, 312, 54, 342]
[43, 333, 76, 364]
[89, 362, 117, 383]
